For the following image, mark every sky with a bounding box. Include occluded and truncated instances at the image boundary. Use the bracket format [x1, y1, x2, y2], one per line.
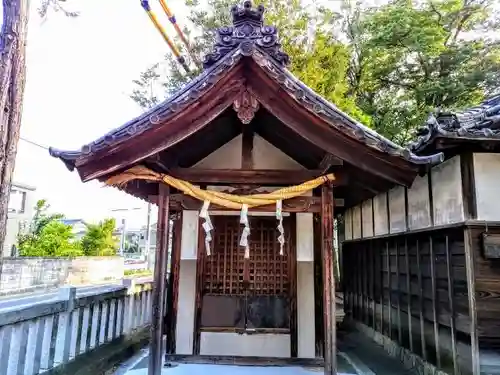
[10, 0, 196, 227]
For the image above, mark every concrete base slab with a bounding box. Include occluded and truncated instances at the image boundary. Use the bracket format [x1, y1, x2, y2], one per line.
[125, 364, 353, 375]
[114, 350, 356, 375]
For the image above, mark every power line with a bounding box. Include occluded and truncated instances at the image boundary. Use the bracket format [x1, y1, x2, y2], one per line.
[19, 137, 50, 151]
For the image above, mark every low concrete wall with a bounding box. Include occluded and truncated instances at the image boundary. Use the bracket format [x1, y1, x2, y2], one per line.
[0, 257, 124, 295]
[0, 278, 153, 375]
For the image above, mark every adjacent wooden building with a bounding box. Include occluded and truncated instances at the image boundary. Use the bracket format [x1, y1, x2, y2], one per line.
[49, 2, 445, 375]
[342, 94, 500, 375]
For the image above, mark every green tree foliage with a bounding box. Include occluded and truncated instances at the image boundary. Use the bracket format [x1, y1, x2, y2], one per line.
[18, 221, 83, 257]
[130, 0, 367, 123]
[131, 0, 499, 144]
[80, 218, 119, 256]
[17, 199, 81, 256]
[347, 0, 500, 143]
[17, 199, 65, 254]
[17, 200, 119, 257]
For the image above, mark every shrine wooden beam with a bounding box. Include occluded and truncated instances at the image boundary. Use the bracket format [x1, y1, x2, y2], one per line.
[169, 194, 345, 212]
[241, 123, 254, 169]
[168, 168, 347, 186]
[319, 153, 343, 173]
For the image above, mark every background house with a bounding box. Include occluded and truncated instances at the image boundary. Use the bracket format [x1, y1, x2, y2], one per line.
[59, 218, 87, 240]
[4, 182, 36, 257]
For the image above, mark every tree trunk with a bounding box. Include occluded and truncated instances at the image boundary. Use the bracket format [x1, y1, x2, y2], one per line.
[0, 0, 30, 254]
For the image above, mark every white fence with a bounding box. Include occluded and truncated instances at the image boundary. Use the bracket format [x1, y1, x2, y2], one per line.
[0, 278, 153, 375]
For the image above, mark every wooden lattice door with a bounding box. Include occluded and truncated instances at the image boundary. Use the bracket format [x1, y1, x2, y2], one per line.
[200, 215, 294, 333]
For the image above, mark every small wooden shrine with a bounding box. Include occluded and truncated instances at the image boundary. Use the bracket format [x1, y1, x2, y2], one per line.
[49, 2, 442, 375]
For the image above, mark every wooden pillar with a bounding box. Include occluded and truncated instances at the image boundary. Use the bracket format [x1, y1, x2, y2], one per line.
[166, 211, 182, 355]
[321, 184, 336, 375]
[149, 184, 170, 375]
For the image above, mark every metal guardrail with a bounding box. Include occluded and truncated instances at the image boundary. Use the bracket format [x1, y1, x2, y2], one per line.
[0, 278, 153, 375]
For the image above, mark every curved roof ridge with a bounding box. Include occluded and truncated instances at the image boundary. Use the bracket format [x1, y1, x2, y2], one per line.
[252, 49, 443, 166]
[409, 93, 500, 152]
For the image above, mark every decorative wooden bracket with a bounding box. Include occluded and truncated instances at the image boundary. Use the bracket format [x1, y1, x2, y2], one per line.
[233, 90, 259, 124]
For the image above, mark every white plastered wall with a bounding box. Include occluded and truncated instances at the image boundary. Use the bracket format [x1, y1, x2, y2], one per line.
[175, 210, 199, 355]
[473, 153, 500, 221]
[296, 211, 315, 358]
[431, 155, 464, 225]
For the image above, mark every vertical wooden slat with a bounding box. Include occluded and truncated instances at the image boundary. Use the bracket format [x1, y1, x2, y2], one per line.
[445, 235, 459, 375]
[370, 241, 376, 328]
[460, 152, 477, 220]
[386, 241, 392, 339]
[290, 214, 298, 358]
[379, 241, 384, 335]
[416, 239, 426, 360]
[429, 236, 441, 368]
[396, 241, 402, 344]
[464, 228, 480, 375]
[404, 238, 413, 352]
[149, 184, 170, 375]
[357, 246, 362, 322]
[321, 184, 336, 375]
[363, 244, 370, 325]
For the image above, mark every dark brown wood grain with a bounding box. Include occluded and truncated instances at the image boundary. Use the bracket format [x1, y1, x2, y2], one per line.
[241, 124, 254, 169]
[169, 194, 345, 213]
[167, 168, 346, 186]
[166, 211, 183, 355]
[150, 184, 170, 375]
[343, 225, 471, 373]
[460, 153, 477, 220]
[468, 225, 500, 347]
[321, 184, 336, 375]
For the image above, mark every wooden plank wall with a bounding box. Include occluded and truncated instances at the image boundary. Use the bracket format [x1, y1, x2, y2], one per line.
[340, 155, 485, 375]
[467, 225, 500, 349]
[343, 226, 472, 374]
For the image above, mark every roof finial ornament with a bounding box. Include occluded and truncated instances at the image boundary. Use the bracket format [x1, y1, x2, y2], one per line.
[203, 1, 290, 69]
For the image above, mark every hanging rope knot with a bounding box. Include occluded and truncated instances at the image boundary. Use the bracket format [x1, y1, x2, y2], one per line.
[276, 200, 285, 255]
[240, 204, 250, 258]
[199, 200, 213, 255]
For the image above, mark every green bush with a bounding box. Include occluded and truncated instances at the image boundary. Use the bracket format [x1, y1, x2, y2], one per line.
[18, 221, 83, 257]
[80, 218, 119, 256]
[18, 199, 119, 257]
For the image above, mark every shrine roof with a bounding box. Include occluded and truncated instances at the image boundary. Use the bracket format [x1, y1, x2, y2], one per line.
[49, 1, 443, 188]
[409, 94, 500, 154]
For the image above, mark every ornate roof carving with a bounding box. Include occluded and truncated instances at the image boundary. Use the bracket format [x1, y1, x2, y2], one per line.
[203, 1, 290, 69]
[233, 89, 259, 124]
[409, 94, 500, 152]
